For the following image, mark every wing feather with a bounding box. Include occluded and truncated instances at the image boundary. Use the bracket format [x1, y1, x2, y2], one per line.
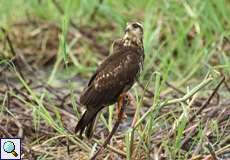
[87, 40, 125, 87]
[80, 41, 143, 108]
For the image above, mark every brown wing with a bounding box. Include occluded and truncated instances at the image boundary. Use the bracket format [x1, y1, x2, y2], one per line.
[87, 39, 125, 87]
[80, 41, 142, 108]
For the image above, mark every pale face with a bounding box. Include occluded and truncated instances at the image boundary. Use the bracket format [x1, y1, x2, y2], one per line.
[124, 22, 143, 41]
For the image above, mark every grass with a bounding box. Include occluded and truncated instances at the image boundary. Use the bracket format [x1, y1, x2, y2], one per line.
[0, 0, 230, 159]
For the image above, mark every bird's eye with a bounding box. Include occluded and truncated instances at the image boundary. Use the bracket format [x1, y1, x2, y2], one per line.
[132, 23, 139, 29]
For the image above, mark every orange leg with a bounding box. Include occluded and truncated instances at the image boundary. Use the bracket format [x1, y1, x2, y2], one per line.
[116, 93, 128, 119]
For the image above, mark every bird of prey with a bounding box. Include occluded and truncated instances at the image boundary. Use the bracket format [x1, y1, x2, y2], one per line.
[75, 22, 144, 138]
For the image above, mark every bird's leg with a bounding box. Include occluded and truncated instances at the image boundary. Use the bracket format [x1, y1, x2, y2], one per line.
[116, 93, 128, 119]
[91, 93, 127, 160]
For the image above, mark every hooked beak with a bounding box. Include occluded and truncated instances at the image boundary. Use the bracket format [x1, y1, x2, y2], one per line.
[125, 28, 130, 33]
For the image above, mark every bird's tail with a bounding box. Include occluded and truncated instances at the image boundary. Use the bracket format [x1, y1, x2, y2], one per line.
[75, 109, 99, 138]
[85, 113, 99, 138]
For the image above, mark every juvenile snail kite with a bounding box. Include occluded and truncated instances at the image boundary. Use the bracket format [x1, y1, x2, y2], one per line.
[75, 22, 144, 138]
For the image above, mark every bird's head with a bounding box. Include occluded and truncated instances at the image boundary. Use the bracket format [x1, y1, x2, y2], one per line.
[123, 22, 143, 46]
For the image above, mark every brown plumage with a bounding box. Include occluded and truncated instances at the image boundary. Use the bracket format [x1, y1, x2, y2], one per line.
[75, 22, 144, 138]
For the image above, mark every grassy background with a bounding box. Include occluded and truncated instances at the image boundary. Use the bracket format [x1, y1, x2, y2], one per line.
[0, 0, 230, 159]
